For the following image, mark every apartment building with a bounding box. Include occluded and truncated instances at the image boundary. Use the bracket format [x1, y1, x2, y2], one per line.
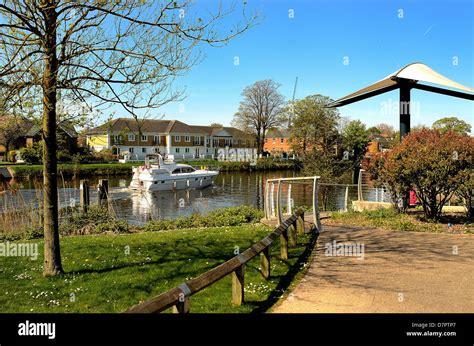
[86, 118, 256, 160]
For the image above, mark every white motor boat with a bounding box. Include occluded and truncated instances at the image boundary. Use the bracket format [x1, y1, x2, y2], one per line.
[129, 154, 219, 191]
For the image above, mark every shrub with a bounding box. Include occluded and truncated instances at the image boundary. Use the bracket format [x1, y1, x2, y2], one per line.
[94, 220, 130, 234]
[143, 206, 264, 232]
[93, 148, 116, 163]
[7, 150, 17, 163]
[365, 129, 473, 220]
[20, 143, 42, 164]
[57, 150, 72, 162]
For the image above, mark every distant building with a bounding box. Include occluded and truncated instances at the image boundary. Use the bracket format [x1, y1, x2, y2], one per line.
[24, 123, 78, 153]
[0, 114, 78, 159]
[86, 118, 256, 160]
[264, 129, 293, 157]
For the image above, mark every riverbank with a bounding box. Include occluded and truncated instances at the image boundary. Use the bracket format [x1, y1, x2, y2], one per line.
[0, 211, 313, 313]
[2, 158, 300, 179]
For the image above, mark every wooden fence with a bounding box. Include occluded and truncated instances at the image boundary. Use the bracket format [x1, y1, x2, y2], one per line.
[125, 208, 308, 313]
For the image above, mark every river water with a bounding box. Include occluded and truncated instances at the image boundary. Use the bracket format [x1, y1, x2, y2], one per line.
[1, 170, 360, 225]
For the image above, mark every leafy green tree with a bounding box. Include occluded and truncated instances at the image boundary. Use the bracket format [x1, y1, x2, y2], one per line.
[290, 94, 340, 156]
[0, 114, 30, 151]
[342, 120, 370, 183]
[367, 126, 382, 137]
[432, 117, 472, 136]
[365, 129, 473, 220]
[289, 94, 351, 190]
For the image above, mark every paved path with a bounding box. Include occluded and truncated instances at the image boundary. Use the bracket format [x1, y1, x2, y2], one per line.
[273, 225, 474, 313]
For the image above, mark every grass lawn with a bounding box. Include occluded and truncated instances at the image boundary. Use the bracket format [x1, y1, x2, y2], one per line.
[0, 224, 314, 313]
[326, 208, 473, 234]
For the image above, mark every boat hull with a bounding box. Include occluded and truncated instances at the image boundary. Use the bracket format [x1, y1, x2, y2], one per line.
[129, 172, 218, 191]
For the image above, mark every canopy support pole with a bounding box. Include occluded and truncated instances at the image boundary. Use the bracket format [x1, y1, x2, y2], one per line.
[399, 84, 411, 141]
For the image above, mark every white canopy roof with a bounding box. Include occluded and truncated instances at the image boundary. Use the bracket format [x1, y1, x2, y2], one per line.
[328, 62, 473, 107]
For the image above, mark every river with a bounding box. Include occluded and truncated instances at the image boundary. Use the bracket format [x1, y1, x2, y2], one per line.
[1, 170, 362, 225]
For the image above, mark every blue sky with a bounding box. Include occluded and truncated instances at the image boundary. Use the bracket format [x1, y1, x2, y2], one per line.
[107, 0, 473, 131]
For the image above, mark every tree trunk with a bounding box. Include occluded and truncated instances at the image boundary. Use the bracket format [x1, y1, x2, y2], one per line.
[256, 132, 262, 156]
[42, 2, 63, 276]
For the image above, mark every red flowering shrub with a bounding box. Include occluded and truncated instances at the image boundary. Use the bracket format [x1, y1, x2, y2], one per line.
[364, 129, 473, 220]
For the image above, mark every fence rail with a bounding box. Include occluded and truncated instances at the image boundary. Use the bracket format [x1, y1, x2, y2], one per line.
[125, 208, 307, 313]
[264, 176, 321, 232]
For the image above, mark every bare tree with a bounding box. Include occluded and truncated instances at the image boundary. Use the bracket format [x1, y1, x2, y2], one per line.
[0, 0, 255, 276]
[232, 79, 286, 155]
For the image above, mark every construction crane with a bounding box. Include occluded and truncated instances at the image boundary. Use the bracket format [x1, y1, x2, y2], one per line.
[288, 76, 298, 127]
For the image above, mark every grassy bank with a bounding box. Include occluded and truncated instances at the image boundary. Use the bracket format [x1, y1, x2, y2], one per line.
[1, 205, 264, 241]
[0, 222, 313, 313]
[5, 162, 138, 179]
[5, 158, 299, 178]
[326, 208, 473, 234]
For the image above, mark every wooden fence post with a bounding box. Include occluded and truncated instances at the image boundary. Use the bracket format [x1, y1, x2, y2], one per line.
[260, 247, 270, 279]
[296, 212, 305, 235]
[79, 180, 90, 213]
[232, 265, 245, 305]
[288, 224, 297, 247]
[280, 228, 288, 260]
[98, 179, 108, 206]
[173, 296, 190, 313]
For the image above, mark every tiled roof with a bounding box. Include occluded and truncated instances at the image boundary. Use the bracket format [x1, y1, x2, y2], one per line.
[266, 128, 290, 138]
[88, 118, 253, 138]
[25, 123, 78, 138]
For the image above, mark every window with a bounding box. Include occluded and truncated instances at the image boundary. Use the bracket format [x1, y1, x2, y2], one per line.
[129, 148, 134, 153]
[184, 136, 191, 142]
[153, 135, 160, 144]
[153, 147, 160, 153]
[272, 139, 276, 144]
[206, 138, 210, 146]
[128, 134, 135, 141]
[281, 138, 284, 144]
[141, 135, 148, 141]
[264, 138, 268, 143]
[224, 139, 231, 146]
[194, 137, 201, 145]
[172, 167, 195, 174]
[185, 148, 190, 153]
[233, 139, 238, 145]
[175, 135, 181, 142]
[141, 148, 146, 153]
[175, 148, 180, 153]
[213, 139, 219, 147]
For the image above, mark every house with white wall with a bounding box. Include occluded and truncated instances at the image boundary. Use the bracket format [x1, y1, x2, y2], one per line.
[86, 118, 256, 160]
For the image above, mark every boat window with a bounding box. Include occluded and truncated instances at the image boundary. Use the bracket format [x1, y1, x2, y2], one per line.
[180, 167, 195, 173]
[172, 168, 182, 174]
